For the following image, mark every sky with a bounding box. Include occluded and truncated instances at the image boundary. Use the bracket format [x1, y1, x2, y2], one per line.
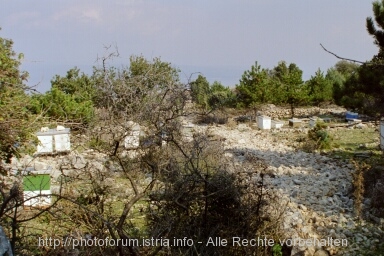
[1, 0, 379, 92]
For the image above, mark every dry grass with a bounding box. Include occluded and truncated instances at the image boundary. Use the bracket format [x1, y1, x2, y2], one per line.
[330, 127, 379, 150]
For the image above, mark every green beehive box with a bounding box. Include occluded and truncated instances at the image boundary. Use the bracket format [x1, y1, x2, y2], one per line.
[23, 174, 51, 207]
[23, 174, 51, 191]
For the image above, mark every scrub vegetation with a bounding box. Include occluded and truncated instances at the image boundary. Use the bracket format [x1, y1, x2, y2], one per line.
[2, 1, 384, 255]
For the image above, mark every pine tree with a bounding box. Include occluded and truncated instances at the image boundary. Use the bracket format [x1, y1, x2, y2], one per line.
[190, 75, 210, 109]
[236, 62, 273, 107]
[366, 0, 384, 56]
[271, 61, 308, 117]
[307, 69, 333, 105]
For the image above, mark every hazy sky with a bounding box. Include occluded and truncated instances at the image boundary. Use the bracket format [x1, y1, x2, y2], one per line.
[1, 1, 379, 92]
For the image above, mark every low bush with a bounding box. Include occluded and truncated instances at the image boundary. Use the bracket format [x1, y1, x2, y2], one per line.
[197, 114, 228, 124]
[307, 122, 333, 150]
[147, 135, 287, 256]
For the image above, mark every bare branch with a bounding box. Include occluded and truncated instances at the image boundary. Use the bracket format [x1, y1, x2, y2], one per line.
[320, 43, 366, 64]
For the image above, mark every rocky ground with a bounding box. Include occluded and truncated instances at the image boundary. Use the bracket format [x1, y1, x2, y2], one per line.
[3, 108, 384, 256]
[206, 122, 384, 256]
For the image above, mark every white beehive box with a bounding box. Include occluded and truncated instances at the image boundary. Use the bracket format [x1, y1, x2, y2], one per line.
[54, 132, 70, 152]
[257, 115, 271, 130]
[36, 126, 70, 154]
[36, 134, 53, 153]
[181, 122, 195, 142]
[124, 121, 141, 148]
[271, 120, 284, 129]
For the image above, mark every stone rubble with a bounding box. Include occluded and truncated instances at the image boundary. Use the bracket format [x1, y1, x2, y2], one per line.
[208, 124, 384, 256]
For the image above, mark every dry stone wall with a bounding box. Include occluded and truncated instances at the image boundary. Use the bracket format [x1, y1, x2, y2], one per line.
[255, 105, 347, 119]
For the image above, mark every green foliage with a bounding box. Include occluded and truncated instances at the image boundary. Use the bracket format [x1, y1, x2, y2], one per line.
[307, 69, 333, 105]
[0, 33, 28, 88]
[0, 30, 42, 256]
[0, 30, 33, 172]
[190, 75, 235, 110]
[271, 61, 308, 117]
[29, 87, 94, 125]
[334, 60, 360, 76]
[28, 67, 95, 126]
[366, 0, 384, 55]
[273, 62, 306, 100]
[190, 74, 210, 109]
[338, 1, 384, 117]
[92, 54, 181, 117]
[208, 81, 236, 108]
[235, 61, 310, 116]
[352, 61, 384, 118]
[234, 59, 361, 113]
[308, 122, 333, 150]
[236, 62, 274, 107]
[128, 55, 180, 89]
[51, 67, 95, 102]
[326, 67, 346, 104]
[328, 60, 361, 108]
[87, 137, 109, 151]
[338, 57, 384, 118]
[272, 243, 283, 256]
[96, 54, 180, 103]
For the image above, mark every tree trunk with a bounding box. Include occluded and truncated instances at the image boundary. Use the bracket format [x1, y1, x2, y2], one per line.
[290, 104, 295, 118]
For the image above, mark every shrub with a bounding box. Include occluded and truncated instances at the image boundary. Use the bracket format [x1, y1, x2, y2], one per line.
[197, 113, 228, 124]
[307, 122, 333, 150]
[29, 87, 94, 126]
[147, 135, 286, 256]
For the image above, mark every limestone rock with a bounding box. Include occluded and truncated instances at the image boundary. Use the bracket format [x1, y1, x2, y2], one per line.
[293, 179, 302, 185]
[71, 154, 86, 169]
[314, 249, 329, 256]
